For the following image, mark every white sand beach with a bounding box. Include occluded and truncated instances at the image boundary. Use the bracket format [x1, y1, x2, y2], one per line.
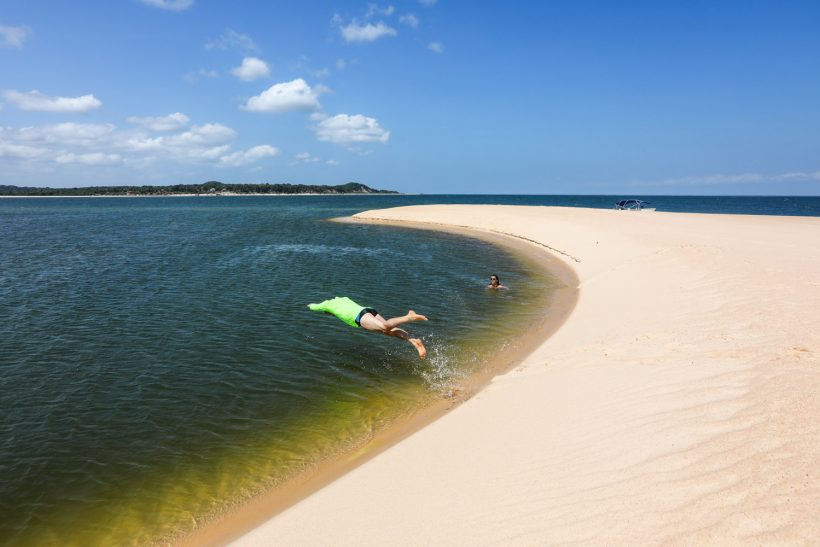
[232, 205, 820, 545]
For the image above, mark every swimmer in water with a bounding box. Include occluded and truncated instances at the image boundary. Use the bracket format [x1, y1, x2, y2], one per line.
[488, 274, 508, 290]
[307, 296, 428, 359]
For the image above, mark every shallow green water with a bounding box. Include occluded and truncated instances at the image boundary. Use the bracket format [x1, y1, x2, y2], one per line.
[0, 196, 562, 544]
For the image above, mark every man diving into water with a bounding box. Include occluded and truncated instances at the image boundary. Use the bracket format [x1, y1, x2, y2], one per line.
[307, 296, 428, 359]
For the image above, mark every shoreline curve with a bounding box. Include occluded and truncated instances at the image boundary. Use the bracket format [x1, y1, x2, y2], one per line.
[179, 207, 580, 546]
[226, 204, 820, 545]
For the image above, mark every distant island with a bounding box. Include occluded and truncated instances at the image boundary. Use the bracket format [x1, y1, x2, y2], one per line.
[0, 181, 399, 197]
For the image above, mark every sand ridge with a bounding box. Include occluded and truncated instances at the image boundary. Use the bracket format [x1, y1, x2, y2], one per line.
[233, 205, 820, 545]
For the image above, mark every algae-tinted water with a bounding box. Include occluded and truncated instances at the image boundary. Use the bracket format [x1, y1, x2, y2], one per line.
[0, 196, 563, 544]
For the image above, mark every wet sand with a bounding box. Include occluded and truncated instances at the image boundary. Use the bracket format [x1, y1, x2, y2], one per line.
[225, 204, 820, 545]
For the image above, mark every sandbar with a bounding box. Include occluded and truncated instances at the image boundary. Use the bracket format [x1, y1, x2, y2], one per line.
[230, 205, 820, 545]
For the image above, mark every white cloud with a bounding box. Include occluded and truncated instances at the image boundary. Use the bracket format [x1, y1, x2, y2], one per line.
[3, 90, 102, 112]
[220, 144, 280, 166]
[55, 152, 122, 165]
[231, 57, 271, 81]
[165, 123, 236, 146]
[340, 21, 397, 43]
[0, 142, 46, 159]
[120, 123, 236, 161]
[206, 28, 257, 51]
[185, 68, 219, 83]
[399, 13, 419, 28]
[139, 0, 194, 11]
[192, 145, 231, 160]
[123, 136, 163, 152]
[314, 113, 390, 145]
[123, 123, 234, 159]
[290, 151, 340, 167]
[773, 171, 820, 181]
[366, 4, 396, 18]
[127, 112, 189, 132]
[314, 84, 332, 95]
[0, 24, 30, 48]
[428, 41, 444, 53]
[655, 173, 764, 187]
[16, 123, 116, 145]
[1, 117, 282, 173]
[336, 58, 347, 71]
[139, 0, 194, 10]
[640, 171, 820, 188]
[144, 124, 236, 162]
[243, 78, 322, 113]
[295, 152, 320, 162]
[290, 151, 322, 166]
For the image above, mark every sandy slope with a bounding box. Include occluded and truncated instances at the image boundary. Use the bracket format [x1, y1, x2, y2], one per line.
[233, 205, 820, 545]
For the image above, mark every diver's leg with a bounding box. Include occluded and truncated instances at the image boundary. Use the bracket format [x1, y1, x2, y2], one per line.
[380, 311, 428, 329]
[384, 327, 427, 359]
[358, 312, 389, 333]
[359, 312, 427, 332]
[359, 314, 426, 359]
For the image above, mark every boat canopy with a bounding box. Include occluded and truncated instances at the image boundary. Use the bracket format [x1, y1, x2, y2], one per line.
[614, 199, 651, 210]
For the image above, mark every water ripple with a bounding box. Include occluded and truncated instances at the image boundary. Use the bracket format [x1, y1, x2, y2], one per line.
[0, 196, 558, 545]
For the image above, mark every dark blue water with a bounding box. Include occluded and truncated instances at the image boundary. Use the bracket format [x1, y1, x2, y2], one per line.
[402, 195, 819, 216]
[0, 195, 564, 545]
[3, 194, 819, 216]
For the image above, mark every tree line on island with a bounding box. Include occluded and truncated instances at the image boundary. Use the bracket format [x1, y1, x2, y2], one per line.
[0, 181, 399, 196]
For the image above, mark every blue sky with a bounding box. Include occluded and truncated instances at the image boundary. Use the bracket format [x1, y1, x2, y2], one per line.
[1, 0, 819, 194]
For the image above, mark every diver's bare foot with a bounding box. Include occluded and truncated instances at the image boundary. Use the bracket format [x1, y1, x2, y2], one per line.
[410, 338, 427, 359]
[407, 310, 428, 321]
